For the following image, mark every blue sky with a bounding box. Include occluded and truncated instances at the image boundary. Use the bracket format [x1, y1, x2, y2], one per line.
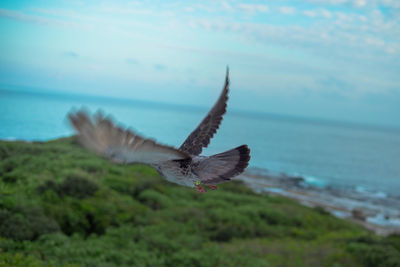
[0, 0, 399, 127]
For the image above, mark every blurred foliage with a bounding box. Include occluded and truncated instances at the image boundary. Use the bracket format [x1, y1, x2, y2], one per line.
[0, 137, 399, 266]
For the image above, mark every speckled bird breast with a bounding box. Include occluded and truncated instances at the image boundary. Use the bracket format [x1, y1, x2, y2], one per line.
[153, 158, 201, 188]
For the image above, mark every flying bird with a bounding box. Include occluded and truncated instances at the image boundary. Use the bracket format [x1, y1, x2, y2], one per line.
[68, 68, 250, 193]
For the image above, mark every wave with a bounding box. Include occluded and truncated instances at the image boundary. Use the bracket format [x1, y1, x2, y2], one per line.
[355, 186, 388, 199]
[242, 167, 400, 232]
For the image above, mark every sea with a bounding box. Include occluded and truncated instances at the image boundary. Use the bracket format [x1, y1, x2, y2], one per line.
[1, 89, 400, 202]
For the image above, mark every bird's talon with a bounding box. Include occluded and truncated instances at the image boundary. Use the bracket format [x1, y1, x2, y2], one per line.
[195, 185, 206, 193]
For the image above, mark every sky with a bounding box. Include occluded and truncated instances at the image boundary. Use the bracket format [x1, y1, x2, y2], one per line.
[0, 0, 399, 127]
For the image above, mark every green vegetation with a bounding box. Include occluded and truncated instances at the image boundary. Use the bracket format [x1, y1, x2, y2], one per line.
[1, 137, 400, 266]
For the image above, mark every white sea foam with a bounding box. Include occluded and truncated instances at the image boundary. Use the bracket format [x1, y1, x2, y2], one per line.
[302, 175, 327, 188]
[263, 187, 285, 194]
[356, 185, 387, 199]
[241, 168, 400, 233]
[367, 213, 400, 227]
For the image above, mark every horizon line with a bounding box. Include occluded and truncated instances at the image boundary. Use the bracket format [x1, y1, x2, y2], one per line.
[1, 86, 399, 133]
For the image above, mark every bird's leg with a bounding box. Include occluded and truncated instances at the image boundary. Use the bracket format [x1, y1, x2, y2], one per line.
[195, 185, 206, 193]
[208, 185, 218, 190]
[194, 180, 206, 193]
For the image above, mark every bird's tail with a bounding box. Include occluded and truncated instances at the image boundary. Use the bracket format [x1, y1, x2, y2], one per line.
[199, 145, 250, 185]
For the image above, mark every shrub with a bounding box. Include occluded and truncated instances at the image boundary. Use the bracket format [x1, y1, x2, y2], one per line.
[2, 138, 400, 267]
[348, 242, 400, 267]
[138, 189, 172, 210]
[37, 175, 99, 199]
[219, 180, 255, 195]
[0, 251, 50, 267]
[37, 180, 59, 195]
[59, 175, 99, 199]
[0, 207, 59, 241]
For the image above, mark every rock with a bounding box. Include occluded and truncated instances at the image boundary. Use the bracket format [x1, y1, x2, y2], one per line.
[352, 208, 366, 221]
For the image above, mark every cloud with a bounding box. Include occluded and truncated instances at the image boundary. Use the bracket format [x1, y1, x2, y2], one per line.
[191, 11, 400, 61]
[381, 0, 400, 8]
[303, 0, 400, 8]
[365, 36, 385, 48]
[189, 4, 216, 13]
[303, 9, 332, 18]
[154, 64, 167, 71]
[302, 0, 348, 6]
[317, 75, 353, 98]
[221, 1, 233, 12]
[237, 4, 269, 15]
[0, 8, 77, 28]
[184, 6, 195, 12]
[354, 0, 366, 7]
[303, 10, 317, 17]
[279, 6, 296, 15]
[320, 9, 333, 18]
[99, 5, 153, 16]
[63, 51, 79, 58]
[125, 58, 139, 65]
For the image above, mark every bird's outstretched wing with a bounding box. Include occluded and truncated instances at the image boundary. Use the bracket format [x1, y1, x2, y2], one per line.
[195, 145, 250, 185]
[179, 67, 229, 155]
[69, 110, 190, 165]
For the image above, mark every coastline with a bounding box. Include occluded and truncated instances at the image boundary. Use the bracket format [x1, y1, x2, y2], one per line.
[3, 137, 400, 266]
[2, 138, 399, 236]
[239, 168, 400, 236]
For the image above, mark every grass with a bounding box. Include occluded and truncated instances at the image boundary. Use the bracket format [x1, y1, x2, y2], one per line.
[1, 137, 400, 266]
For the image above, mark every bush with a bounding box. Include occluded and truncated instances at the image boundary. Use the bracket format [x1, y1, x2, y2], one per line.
[348, 242, 400, 267]
[0, 207, 59, 241]
[138, 189, 172, 210]
[346, 235, 400, 267]
[2, 137, 400, 267]
[219, 180, 255, 195]
[37, 175, 99, 199]
[0, 251, 52, 267]
[37, 180, 59, 194]
[58, 175, 99, 199]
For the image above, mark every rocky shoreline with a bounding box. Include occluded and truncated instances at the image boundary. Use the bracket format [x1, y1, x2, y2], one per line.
[239, 169, 400, 237]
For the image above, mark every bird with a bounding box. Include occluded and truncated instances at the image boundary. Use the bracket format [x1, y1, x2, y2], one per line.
[68, 68, 250, 193]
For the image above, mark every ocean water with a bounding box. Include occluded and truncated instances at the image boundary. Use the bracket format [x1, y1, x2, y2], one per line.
[1, 90, 400, 196]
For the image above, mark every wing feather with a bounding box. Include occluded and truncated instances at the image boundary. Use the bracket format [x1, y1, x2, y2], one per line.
[195, 145, 250, 185]
[179, 67, 229, 155]
[69, 110, 190, 165]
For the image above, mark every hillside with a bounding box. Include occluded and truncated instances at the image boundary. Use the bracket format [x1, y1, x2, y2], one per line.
[1, 137, 399, 267]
